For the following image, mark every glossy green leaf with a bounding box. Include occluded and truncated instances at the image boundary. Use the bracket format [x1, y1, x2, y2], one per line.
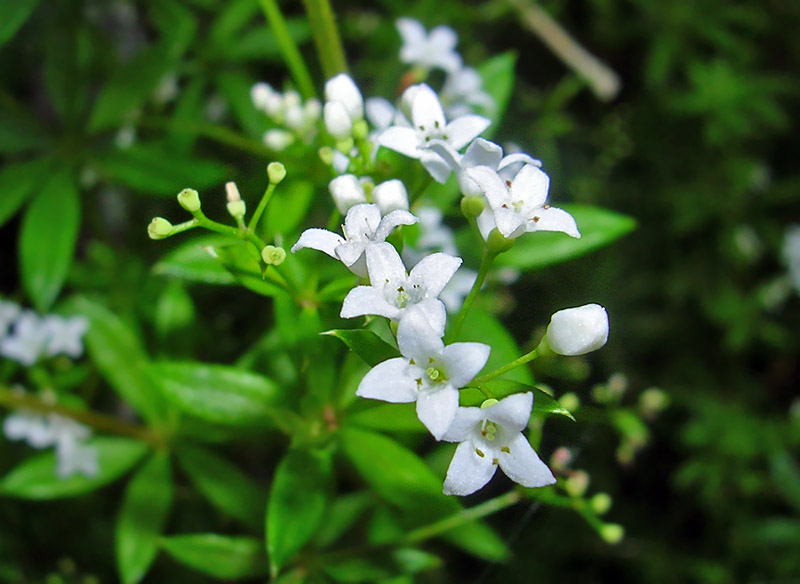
[161, 534, 268, 579]
[153, 235, 237, 285]
[0, 157, 53, 228]
[116, 453, 173, 584]
[0, 0, 41, 47]
[267, 449, 332, 573]
[67, 297, 168, 425]
[0, 437, 148, 499]
[150, 361, 282, 426]
[19, 169, 80, 311]
[497, 204, 637, 270]
[461, 382, 575, 420]
[322, 329, 399, 367]
[97, 143, 231, 196]
[478, 51, 516, 136]
[176, 445, 265, 529]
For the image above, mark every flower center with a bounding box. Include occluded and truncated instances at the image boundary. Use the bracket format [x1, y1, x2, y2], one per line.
[417, 120, 448, 145]
[480, 420, 499, 441]
[383, 279, 424, 309]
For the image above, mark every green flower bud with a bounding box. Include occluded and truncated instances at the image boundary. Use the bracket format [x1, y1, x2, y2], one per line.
[177, 188, 201, 213]
[227, 200, 246, 220]
[267, 162, 287, 184]
[487, 228, 515, 254]
[559, 392, 580, 413]
[147, 217, 173, 240]
[336, 137, 354, 154]
[600, 523, 624, 545]
[318, 146, 335, 166]
[564, 469, 590, 498]
[352, 119, 369, 141]
[590, 492, 612, 515]
[460, 195, 485, 218]
[261, 245, 286, 265]
[638, 387, 670, 418]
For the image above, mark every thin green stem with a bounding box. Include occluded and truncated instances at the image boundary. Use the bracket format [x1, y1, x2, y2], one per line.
[0, 387, 162, 446]
[248, 182, 278, 233]
[258, 0, 317, 100]
[447, 250, 496, 342]
[195, 214, 266, 250]
[171, 218, 200, 236]
[474, 345, 542, 385]
[303, 0, 348, 77]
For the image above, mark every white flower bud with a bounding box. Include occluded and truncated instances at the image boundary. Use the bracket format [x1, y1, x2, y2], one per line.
[284, 104, 305, 130]
[264, 94, 284, 118]
[251, 82, 274, 110]
[545, 304, 609, 356]
[329, 174, 366, 214]
[372, 179, 409, 214]
[283, 90, 301, 110]
[324, 101, 353, 139]
[324, 74, 363, 120]
[303, 98, 322, 123]
[263, 129, 295, 151]
[225, 181, 241, 203]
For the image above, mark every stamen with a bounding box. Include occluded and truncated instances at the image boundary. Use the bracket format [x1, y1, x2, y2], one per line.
[475, 448, 485, 458]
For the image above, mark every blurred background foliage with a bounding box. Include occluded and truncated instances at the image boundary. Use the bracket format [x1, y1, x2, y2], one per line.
[1, 0, 799, 582]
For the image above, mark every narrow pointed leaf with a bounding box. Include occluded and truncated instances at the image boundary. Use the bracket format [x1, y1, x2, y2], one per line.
[161, 534, 268, 579]
[322, 329, 399, 367]
[0, 0, 41, 47]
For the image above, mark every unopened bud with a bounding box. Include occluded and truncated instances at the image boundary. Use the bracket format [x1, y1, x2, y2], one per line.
[227, 200, 246, 219]
[460, 195, 485, 218]
[638, 387, 669, 419]
[225, 182, 241, 202]
[600, 523, 624, 545]
[487, 228, 515, 254]
[261, 245, 286, 265]
[352, 119, 369, 141]
[267, 162, 287, 184]
[372, 179, 409, 214]
[545, 304, 609, 356]
[559, 392, 580, 413]
[177, 188, 201, 213]
[324, 101, 352, 139]
[564, 469, 590, 498]
[318, 146, 335, 166]
[590, 492, 612, 515]
[550, 447, 573, 472]
[335, 137, 355, 155]
[263, 129, 294, 151]
[148, 217, 173, 240]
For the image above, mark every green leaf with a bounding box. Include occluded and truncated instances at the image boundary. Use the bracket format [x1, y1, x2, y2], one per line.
[210, 0, 259, 47]
[97, 143, 231, 196]
[0, 437, 148, 499]
[19, 168, 80, 311]
[458, 306, 533, 384]
[770, 450, 800, 513]
[313, 491, 372, 548]
[176, 445, 265, 529]
[150, 361, 283, 426]
[67, 297, 168, 425]
[322, 330, 399, 367]
[267, 449, 333, 574]
[0, 108, 47, 153]
[0, 157, 53, 228]
[498, 205, 637, 270]
[88, 45, 173, 132]
[347, 403, 425, 433]
[478, 51, 516, 136]
[264, 180, 314, 236]
[161, 534, 268, 579]
[461, 382, 575, 420]
[215, 71, 268, 138]
[153, 235, 237, 285]
[0, 0, 41, 47]
[214, 241, 286, 297]
[116, 453, 173, 584]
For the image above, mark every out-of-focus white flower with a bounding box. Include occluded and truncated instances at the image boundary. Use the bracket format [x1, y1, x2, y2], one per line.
[441, 67, 495, 119]
[0, 312, 49, 366]
[442, 392, 556, 496]
[114, 126, 136, 150]
[356, 304, 489, 439]
[329, 175, 368, 214]
[440, 268, 477, 313]
[263, 129, 295, 151]
[783, 225, 800, 292]
[153, 73, 179, 105]
[0, 299, 21, 338]
[291, 204, 417, 278]
[396, 18, 462, 73]
[545, 304, 609, 356]
[378, 84, 490, 183]
[371, 179, 409, 213]
[41, 315, 90, 359]
[3, 410, 54, 448]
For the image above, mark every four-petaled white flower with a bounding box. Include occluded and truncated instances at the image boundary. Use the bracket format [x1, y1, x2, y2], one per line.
[442, 392, 556, 496]
[378, 84, 490, 183]
[396, 18, 462, 73]
[441, 67, 495, 119]
[42, 315, 90, 358]
[357, 305, 489, 439]
[0, 311, 49, 366]
[341, 242, 461, 335]
[0, 300, 21, 338]
[465, 164, 580, 239]
[291, 203, 417, 278]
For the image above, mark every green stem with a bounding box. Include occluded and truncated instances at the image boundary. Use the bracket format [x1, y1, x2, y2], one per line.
[258, 0, 317, 100]
[170, 218, 200, 236]
[447, 250, 496, 342]
[0, 387, 162, 446]
[248, 182, 278, 233]
[303, 0, 348, 78]
[474, 345, 542, 385]
[195, 214, 266, 251]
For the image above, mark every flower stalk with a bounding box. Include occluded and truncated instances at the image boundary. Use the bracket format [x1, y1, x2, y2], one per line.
[303, 0, 348, 78]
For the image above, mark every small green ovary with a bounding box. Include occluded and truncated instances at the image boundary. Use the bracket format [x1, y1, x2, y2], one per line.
[480, 420, 498, 441]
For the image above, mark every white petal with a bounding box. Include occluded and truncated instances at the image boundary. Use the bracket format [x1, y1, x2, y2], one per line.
[357, 358, 419, 403]
[464, 166, 509, 209]
[443, 342, 490, 388]
[374, 209, 417, 242]
[396, 305, 445, 363]
[493, 206, 525, 239]
[378, 127, 421, 158]
[420, 151, 452, 183]
[333, 242, 367, 276]
[484, 392, 533, 433]
[396, 18, 427, 55]
[342, 203, 381, 241]
[411, 85, 446, 132]
[330, 175, 367, 214]
[428, 25, 458, 53]
[372, 180, 410, 215]
[498, 152, 541, 172]
[445, 115, 491, 150]
[412, 298, 447, 338]
[325, 74, 363, 119]
[443, 441, 497, 496]
[291, 228, 345, 257]
[511, 164, 549, 209]
[417, 386, 459, 440]
[441, 407, 483, 443]
[476, 209, 496, 241]
[364, 242, 407, 285]
[462, 138, 503, 169]
[408, 253, 462, 297]
[498, 433, 556, 488]
[424, 139, 461, 172]
[340, 286, 400, 320]
[365, 97, 396, 130]
[526, 206, 581, 239]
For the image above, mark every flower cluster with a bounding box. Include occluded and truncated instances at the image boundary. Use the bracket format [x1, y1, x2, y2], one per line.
[251, 83, 322, 150]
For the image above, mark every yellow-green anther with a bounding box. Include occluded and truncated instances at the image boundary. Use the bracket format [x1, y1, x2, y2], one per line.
[261, 245, 286, 265]
[177, 188, 201, 213]
[147, 217, 173, 240]
[426, 367, 440, 381]
[267, 161, 287, 184]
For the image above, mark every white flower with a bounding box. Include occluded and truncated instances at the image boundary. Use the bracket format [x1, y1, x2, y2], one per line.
[365, 97, 398, 133]
[357, 305, 489, 439]
[371, 179, 409, 213]
[324, 74, 364, 139]
[327, 175, 409, 216]
[378, 84, 490, 183]
[396, 18, 462, 73]
[0, 311, 48, 366]
[291, 204, 417, 278]
[783, 225, 800, 292]
[263, 129, 295, 151]
[3, 410, 55, 448]
[441, 67, 495, 118]
[0, 299, 21, 338]
[340, 242, 461, 335]
[329, 174, 368, 214]
[464, 164, 580, 239]
[442, 392, 556, 496]
[41, 315, 89, 358]
[545, 304, 609, 356]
